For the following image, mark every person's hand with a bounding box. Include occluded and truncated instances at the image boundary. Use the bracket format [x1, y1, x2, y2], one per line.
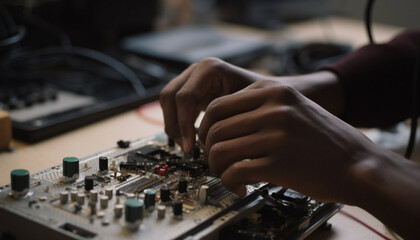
[198, 79, 378, 203]
[160, 58, 265, 153]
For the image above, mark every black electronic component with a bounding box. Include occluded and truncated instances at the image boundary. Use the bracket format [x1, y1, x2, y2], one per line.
[99, 156, 108, 172]
[193, 146, 201, 160]
[117, 140, 130, 148]
[168, 138, 175, 148]
[178, 177, 188, 194]
[160, 185, 170, 202]
[84, 176, 94, 191]
[11, 169, 29, 192]
[173, 200, 183, 217]
[144, 189, 156, 209]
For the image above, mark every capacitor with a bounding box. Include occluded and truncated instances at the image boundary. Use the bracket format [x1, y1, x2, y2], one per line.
[60, 191, 69, 204]
[77, 192, 85, 205]
[63, 157, 79, 180]
[160, 185, 170, 202]
[84, 176, 94, 191]
[114, 204, 123, 218]
[126, 193, 135, 199]
[158, 168, 167, 176]
[178, 177, 187, 194]
[105, 187, 113, 200]
[144, 189, 156, 210]
[70, 190, 78, 202]
[90, 190, 98, 202]
[100, 196, 109, 209]
[157, 205, 166, 219]
[99, 156, 108, 172]
[154, 165, 161, 174]
[199, 185, 209, 204]
[10, 169, 30, 197]
[173, 200, 183, 219]
[125, 199, 144, 223]
[89, 201, 97, 215]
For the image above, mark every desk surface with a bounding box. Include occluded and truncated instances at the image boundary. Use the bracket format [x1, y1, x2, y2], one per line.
[0, 17, 404, 240]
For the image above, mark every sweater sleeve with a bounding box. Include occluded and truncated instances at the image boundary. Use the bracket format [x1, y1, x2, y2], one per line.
[321, 31, 420, 128]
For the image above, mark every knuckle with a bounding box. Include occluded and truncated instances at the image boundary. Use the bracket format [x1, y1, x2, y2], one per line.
[206, 97, 223, 113]
[277, 85, 299, 103]
[159, 87, 174, 103]
[175, 90, 192, 104]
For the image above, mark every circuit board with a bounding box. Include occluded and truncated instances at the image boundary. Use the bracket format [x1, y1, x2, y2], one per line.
[0, 133, 341, 240]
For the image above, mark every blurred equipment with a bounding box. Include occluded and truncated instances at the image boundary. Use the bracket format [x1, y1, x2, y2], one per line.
[122, 25, 272, 69]
[217, 0, 328, 29]
[0, 3, 174, 142]
[0, 133, 342, 239]
[0, 110, 12, 150]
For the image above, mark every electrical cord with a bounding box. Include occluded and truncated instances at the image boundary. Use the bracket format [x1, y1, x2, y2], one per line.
[2, 46, 147, 96]
[365, 0, 375, 44]
[365, 0, 418, 159]
[405, 50, 420, 159]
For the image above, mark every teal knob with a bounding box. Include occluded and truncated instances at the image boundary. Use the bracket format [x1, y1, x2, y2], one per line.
[125, 199, 144, 223]
[11, 169, 29, 192]
[63, 157, 79, 178]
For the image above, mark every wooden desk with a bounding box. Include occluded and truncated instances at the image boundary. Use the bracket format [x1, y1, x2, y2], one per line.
[0, 17, 404, 240]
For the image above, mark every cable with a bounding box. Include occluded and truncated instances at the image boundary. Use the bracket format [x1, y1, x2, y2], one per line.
[404, 50, 420, 159]
[3, 46, 147, 96]
[365, 0, 375, 44]
[339, 209, 395, 240]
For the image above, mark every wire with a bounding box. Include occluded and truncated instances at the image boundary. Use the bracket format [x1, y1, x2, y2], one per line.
[365, 0, 375, 44]
[404, 50, 420, 159]
[339, 209, 395, 240]
[3, 46, 147, 96]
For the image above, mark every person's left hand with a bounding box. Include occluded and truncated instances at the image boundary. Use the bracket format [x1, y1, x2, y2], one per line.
[198, 79, 377, 203]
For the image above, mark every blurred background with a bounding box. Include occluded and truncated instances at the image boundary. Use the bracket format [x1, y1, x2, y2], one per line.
[0, 0, 418, 148]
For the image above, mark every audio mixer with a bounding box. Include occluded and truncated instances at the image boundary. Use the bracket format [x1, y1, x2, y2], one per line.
[0, 133, 341, 240]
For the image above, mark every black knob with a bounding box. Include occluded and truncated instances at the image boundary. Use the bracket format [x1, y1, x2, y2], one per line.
[168, 138, 175, 148]
[99, 156, 108, 172]
[178, 177, 187, 193]
[160, 185, 170, 202]
[85, 176, 94, 191]
[173, 200, 183, 217]
[144, 189, 156, 209]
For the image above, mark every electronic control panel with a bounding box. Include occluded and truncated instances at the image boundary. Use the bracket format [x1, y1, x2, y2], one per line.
[0, 133, 341, 240]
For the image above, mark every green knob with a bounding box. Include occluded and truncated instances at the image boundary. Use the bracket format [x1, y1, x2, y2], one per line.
[125, 199, 144, 223]
[11, 169, 29, 192]
[63, 157, 79, 178]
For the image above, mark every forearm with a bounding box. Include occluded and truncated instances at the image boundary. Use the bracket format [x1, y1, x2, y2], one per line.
[350, 147, 420, 239]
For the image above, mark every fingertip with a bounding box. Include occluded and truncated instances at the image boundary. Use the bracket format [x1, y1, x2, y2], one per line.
[233, 184, 247, 197]
[182, 138, 193, 153]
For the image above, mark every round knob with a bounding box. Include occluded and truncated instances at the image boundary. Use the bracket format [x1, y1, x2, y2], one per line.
[144, 189, 156, 210]
[173, 200, 183, 218]
[99, 156, 108, 172]
[63, 157, 79, 180]
[84, 176, 94, 191]
[178, 177, 187, 194]
[11, 169, 29, 193]
[160, 185, 170, 202]
[125, 199, 144, 223]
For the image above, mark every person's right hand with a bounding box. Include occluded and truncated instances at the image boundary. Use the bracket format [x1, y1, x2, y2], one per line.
[159, 57, 266, 153]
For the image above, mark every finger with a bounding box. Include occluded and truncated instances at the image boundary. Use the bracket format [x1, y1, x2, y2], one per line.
[198, 89, 264, 145]
[175, 64, 225, 152]
[204, 106, 274, 153]
[220, 157, 271, 197]
[208, 131, 283, 176]
[160, 64, 197, 140]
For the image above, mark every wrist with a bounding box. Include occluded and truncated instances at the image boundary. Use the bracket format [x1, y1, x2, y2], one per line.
[271, 71, 345, 116]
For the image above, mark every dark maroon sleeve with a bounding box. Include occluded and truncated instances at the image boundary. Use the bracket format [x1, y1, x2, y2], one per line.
[321, 31, 420, 128]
